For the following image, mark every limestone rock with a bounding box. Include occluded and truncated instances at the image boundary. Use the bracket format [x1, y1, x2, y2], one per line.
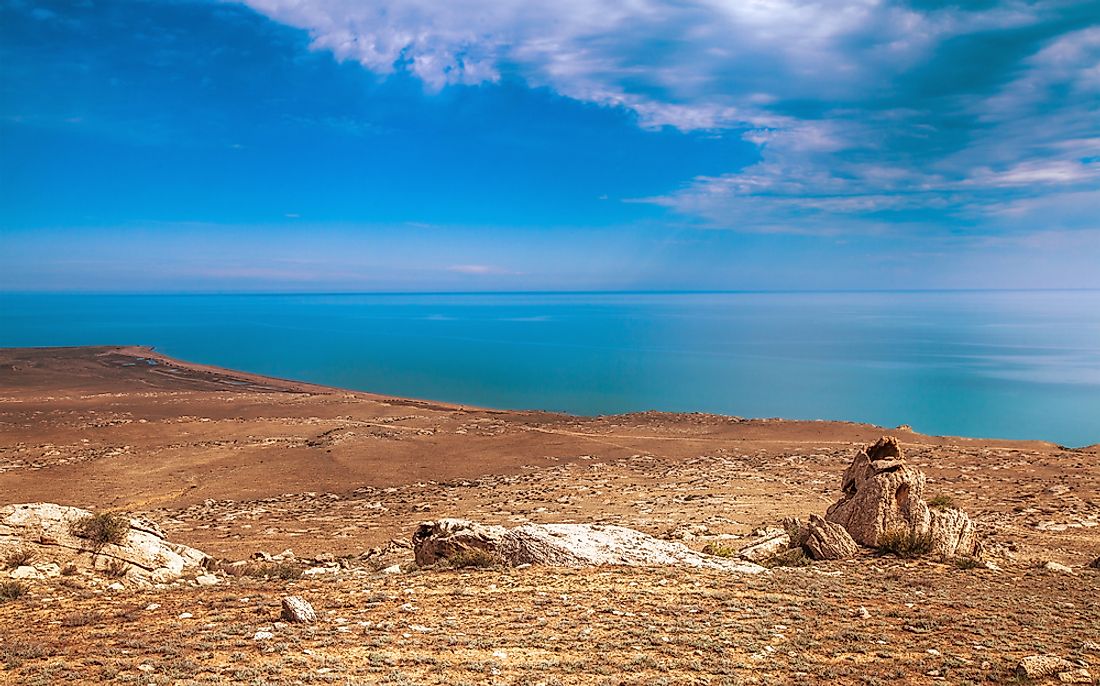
[1043, 561, 1075, 575]
[413, 519, 765, 573]
[0, 503, 210, 583]
[825, 437, 980, 557]
[1016, 655, 1079, 679]
[280, 595, 317, 623]
[804, 515, 858, 560]
[737, 530, 791, 562]
[927, 506, 981, 558]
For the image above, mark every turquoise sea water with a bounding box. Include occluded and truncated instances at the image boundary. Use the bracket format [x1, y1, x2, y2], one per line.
[2, 291, 1098, 447]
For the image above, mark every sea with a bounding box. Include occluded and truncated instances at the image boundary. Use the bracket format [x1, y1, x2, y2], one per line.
[2, 290, 1098, 447]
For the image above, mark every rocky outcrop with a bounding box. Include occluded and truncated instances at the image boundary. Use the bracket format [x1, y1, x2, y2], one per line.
[0, 503, 210, 583]
[825, 437, 980, 558]
[804, 515, 858, 560]
[413, 519, 766, 573]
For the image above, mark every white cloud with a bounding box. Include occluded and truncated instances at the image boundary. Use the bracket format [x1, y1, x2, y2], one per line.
[239, 0, 1100, 236]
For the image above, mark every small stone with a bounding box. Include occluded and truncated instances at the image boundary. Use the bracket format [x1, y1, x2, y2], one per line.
[137, 664, 155, 673]
[280, 595, 317, 623]
[10, 565, 40, 580]
[253, 631, 274, 641]
[855, 606, 871, 619]
[195, 574, 220, 586]
[381, 564, 402, 575]
[1043, 561, 1075, 575]
[108, 582, 125, 591]
[145, 603, 160, 611]
[177, 612, 193, 620]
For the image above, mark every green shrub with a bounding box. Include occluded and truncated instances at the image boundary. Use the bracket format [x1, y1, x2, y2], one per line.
[701, 542, 739, 559]
[69, 512, 130, 547]
[927, 494, 957, 509]
[0, 580, 27, 601]
[876, 528, 934, 558]
[763, 548, 813, 568]
[446, 548, 503, 569]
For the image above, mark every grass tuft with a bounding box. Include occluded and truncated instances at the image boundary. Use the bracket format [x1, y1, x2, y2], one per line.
[876, 528, 934, 558]
[952, 556, 983, 570]
[927, 494, 957, 509]
[701, 542, 739, 559]
[69, 512, 130, 547]
[0, 580, 28, 602]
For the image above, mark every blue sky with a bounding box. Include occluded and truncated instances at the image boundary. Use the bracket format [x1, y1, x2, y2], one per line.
[2, 0, 1098, 291]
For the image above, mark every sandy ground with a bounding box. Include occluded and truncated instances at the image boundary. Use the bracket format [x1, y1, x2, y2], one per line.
[1, 346, 1098, 685]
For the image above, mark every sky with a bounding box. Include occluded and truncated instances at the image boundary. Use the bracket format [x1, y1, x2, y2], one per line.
[1, 0, 1098, 292]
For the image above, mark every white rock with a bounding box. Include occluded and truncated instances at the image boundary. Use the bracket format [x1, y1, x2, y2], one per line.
[10, 565, 40, 580]
[381, 564, 402, 575]
[0, 503, 209, 583]
[253, 631, 275, 640]
[280, 596, 317, 623]
[195, 574, 220, 586]
[1043, 561, 1075, 575]
[413, 519, 766, 573]
[177, 612, 193, 619]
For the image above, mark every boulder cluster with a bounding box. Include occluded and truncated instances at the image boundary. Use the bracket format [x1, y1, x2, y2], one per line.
[755, 436, 981, 563]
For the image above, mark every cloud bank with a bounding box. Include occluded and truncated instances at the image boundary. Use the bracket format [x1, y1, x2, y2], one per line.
[240, 0, 1100, 236]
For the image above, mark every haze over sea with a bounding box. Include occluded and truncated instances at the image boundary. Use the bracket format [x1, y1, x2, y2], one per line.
[3, 290, 1098, 447]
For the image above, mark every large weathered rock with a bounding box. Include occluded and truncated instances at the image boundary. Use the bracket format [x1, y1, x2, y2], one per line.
[825, 437, 979, 557]
[413, 519, 766, 573]
[804, 515, 858, 560]
[0, 503, 209, 583]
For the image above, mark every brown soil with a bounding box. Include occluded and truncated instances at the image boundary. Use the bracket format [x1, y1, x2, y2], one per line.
[1, 346, 1097, 685]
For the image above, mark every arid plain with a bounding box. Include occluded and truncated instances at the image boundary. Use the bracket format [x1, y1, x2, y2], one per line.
[1, 346, 1097, 685]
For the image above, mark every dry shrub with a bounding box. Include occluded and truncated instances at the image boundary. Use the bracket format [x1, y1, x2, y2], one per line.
[70, 512, 130, 547]
[0, 580, 27, 601]
[222, 561, 303, 580]
[2, 548, 35, 569]
[876, 528, 933, 558]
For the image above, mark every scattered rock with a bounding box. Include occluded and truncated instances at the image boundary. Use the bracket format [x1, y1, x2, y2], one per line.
[0, 503, 210, 583]
[195, 573, 219, 586]
[1043, 561, 1075, 575]
[281, 595, 317, 623]
[9, 565, 40, 580]
[380, 564, 402, 575]
[737, 530, 791, 562]
[1016, 655, 1079, 680]
[413, 519, 766, 573]
[253, 630, 274, 641]
[1059, 668, 1093, 684]
[803, 515, 858, 560]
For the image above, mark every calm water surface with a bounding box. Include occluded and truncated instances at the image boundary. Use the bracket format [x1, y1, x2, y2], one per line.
[2, 291, 1098, 446]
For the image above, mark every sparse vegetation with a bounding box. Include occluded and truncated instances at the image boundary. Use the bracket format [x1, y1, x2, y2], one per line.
[102, 559, 129, 578]
[445, 548, 503, 569]
[221, 561, 304, 580]
[763, 547, 812, 568]
[0, 580, 27, 601]
[69, 511, 130, 547]
[701, 542, 739, 558]
[927, 494, 957, 509]
[876, 528, 934, 558]
[2, 548, 35, 569]
[953, 556, 983, 570]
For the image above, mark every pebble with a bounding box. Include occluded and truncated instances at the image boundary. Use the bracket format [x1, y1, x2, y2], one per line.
[253, 631, 274, 641]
